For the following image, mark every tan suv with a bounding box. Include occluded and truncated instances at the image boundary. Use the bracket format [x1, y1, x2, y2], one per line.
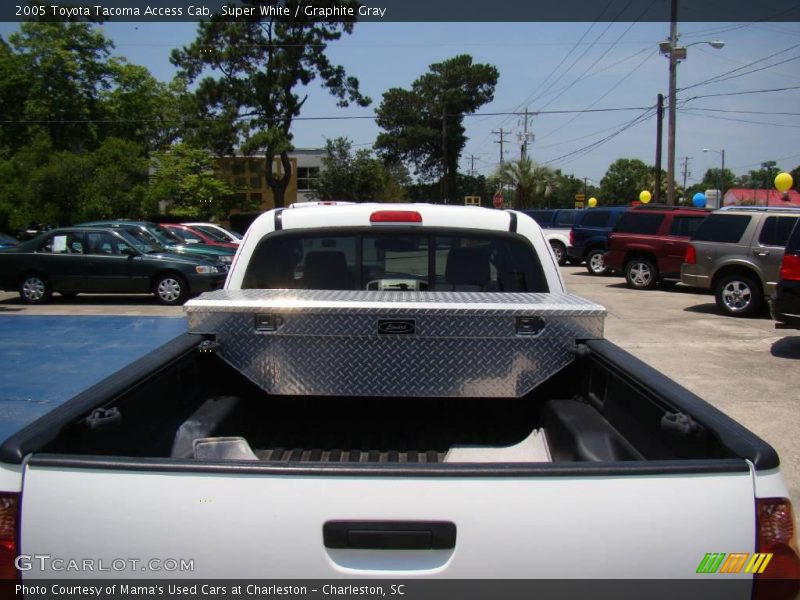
[681, 207, 800, 317]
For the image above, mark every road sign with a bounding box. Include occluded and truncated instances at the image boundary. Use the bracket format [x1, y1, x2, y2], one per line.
[464, 195, 481, 206]
[575, 193, 585, 201]
[575, 201, 585, 209]
[493, 191, 504, 209]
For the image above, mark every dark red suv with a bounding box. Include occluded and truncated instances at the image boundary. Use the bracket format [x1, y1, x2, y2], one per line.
[604, 205, 709, 289]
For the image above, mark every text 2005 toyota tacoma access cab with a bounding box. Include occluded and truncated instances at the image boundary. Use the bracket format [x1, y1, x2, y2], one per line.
[1, 204, 798, 588]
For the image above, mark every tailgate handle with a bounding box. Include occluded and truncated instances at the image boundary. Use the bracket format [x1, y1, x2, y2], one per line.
[323, 521, 456, 550]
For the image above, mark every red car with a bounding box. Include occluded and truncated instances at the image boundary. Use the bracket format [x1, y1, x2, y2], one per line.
[604, 205, 709, 289]
[160, 224, 239, 249]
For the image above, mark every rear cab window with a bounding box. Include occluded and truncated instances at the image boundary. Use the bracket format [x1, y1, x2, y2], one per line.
[242, 228, 548, 293]
[691, 214, 751, 243]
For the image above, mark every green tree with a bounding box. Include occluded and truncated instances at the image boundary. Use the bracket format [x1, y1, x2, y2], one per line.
[147, 144, 241, 219]
[736, 163, 791, 194]
[101, 60, 181, 153]
[0, 37, 32, 157]
[9, 21, 115, 152]
[310, 137, 408, 202]
[491, 158, 557, 209]
[600, 158, 655, 203]
[171, 5, 370, 208]
[375, 55, 498, 204]
[789, 165, 800, 192]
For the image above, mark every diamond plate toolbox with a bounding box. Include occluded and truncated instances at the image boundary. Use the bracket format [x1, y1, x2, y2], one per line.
[185, 290, 605, 398]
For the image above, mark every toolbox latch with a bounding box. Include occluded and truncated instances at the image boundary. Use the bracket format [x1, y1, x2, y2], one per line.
[254, 313, 279, 332]
[516, 316, 546, 336]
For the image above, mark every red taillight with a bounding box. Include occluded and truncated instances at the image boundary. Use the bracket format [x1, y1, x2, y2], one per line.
[780, 253, 800, 281]
[752, 498, 800, 600]
[0, 493, 19, 580]
[685, 244, 697, 265]
[369, 211, 423, 224]
[569, 228, 575, 245]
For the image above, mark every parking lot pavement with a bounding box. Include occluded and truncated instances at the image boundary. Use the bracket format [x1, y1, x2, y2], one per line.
[0, 291, 183, 317]
[563, 266, 800, 524]
[2, 274, 799, 523]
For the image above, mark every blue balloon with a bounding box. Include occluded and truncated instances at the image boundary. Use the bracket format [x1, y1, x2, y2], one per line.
[692, 192, 706, 208]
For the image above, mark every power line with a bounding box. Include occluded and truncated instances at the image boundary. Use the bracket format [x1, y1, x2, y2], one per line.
[680, 107, 800, 116]
[536, 48, 657, 143]
[540, 106, 656, 167]
[536, 0, 658, 112]
[679, 109, 800, 129]
[0, 106, 656, 125]
[679, 42, 800, 92]
[681, 85, 800, 100]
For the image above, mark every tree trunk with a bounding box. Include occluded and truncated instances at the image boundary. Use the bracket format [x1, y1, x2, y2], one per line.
[265, 150, 293, 209]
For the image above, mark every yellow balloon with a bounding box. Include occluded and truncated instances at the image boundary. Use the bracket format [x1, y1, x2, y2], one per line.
[588, 197, 597, 208]
[775, 172, 793, 193]
[639, 190, 652, 204]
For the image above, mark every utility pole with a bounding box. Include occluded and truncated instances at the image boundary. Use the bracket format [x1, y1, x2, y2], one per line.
[441, 104, 448, 204]
[492, 128, 509, 165]
[667, 0, 678, 205]
[468, 155, 477, 177]
[682, 156, 692, 199]
[518, 108, 534, 160]
[655, 93, 664, 203]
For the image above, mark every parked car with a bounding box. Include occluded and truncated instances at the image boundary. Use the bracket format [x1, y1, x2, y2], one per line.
[522, 208, 580, 229]
[521, 210, 581, 266]
[604, 205, 708, 289]
[566, 206, 630, 275]
[0, 227, 226, 305]
[161, 223, 239, 249]
[681, 207, 800, 317]
[76, 221, 235, 269]
[0, 233, 18, 248]
[770, 218, 800, 329]
[182, 222, 243, 244]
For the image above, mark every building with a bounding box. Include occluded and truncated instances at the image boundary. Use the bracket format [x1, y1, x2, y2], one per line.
[723, 188, 800, 208]
[215, 149, 324, 211]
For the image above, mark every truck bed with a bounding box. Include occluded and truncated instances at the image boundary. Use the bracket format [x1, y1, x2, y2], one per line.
[1, 332, 775, 470]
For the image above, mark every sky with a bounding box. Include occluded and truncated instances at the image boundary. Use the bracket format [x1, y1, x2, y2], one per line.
[3, 18, 800, 189]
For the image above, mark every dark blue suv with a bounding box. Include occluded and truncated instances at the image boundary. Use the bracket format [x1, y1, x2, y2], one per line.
[522, 209, 580, 229]
[566, 206, 630, 275]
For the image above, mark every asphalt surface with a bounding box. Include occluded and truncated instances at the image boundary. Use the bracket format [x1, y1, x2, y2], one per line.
[1, 271, 799, 523]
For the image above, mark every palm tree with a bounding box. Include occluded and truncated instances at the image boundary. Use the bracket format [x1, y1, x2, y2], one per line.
[493, 158, 557, 209]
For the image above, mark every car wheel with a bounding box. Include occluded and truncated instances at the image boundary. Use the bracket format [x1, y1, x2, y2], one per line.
[625, 258, 659, 290]
[714, 274, 763, 318]
[550, 241, 567, 266]
[154, 273, 188, 306]
[19, 274, 52, 304]
[585, 249, 608, 275]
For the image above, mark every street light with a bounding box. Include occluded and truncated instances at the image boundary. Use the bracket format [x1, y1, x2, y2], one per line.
[660, 37, 725, 205]
[702, 147, 726, 208]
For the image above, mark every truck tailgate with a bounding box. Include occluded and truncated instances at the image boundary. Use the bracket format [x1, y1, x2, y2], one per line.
[20, 462, 756, 579]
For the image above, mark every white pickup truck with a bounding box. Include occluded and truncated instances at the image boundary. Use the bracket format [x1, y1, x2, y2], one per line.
[1, 204, 799, 587]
